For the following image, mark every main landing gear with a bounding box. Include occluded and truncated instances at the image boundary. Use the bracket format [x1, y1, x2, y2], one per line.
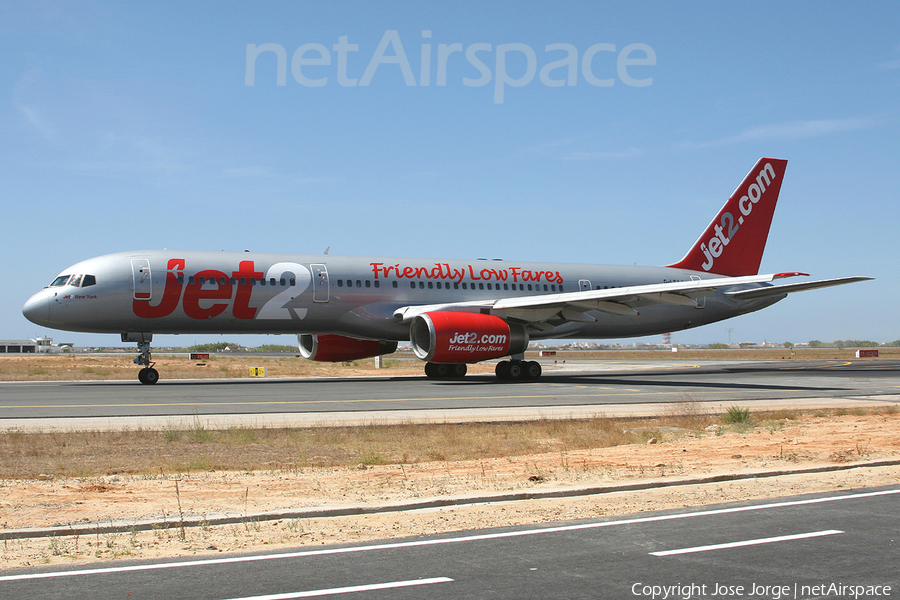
[424, 362, 468, 379]
[495, 359, 542, 381]
[423, 360, 542, 381]
[123, 333, 159, 385]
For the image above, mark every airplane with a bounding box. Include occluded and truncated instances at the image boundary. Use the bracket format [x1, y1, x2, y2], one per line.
[23, 158, 871, 384]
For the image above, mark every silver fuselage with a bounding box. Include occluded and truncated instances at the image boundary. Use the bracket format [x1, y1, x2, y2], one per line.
[23, 250, 781, 341]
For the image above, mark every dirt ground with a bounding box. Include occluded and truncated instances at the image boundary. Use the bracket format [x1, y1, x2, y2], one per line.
[2, 412, 898, 570]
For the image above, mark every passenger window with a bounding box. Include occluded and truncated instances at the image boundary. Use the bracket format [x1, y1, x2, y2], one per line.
[290, 278, 295, 286]
[527, 284, 533, 291]
[504, 284, 509, 291]
[462, 282, 467, 290]
[177, 275, 184, 285]
[365, 280, 371, 288]
[280, 278, 286, 286]
[356, 280, 362, 288]
[427, 282, 433, 289]
[479, 283, 484, 290]
[410, 282, 416, 289]
[337, 280, 343, 287]
[419, 281, 424, 289]
[487, 283, 492, 290]
[454, 283, 459, 289]
[393, 281, 398, 288]
[374, 281, 380, 288]
[543, 284, 548, 292]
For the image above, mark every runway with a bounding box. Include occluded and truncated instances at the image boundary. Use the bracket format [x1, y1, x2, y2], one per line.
[3, 487, 897, 599]
[1, 359, 899, 429]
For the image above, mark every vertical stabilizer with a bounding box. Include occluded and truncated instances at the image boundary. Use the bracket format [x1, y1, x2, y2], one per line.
[667, 157, 787, 276]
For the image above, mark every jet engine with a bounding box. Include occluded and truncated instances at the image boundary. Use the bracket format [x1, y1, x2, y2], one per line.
[409, 311, 528, 363]
[298, 334, 398, 362]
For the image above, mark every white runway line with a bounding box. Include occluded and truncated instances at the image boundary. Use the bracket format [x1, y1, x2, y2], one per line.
[650, 529, 844, 556]
[221, 577, 454, 599]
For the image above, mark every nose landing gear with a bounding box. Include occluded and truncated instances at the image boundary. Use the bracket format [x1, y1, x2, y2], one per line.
[123, 333, 159, 385]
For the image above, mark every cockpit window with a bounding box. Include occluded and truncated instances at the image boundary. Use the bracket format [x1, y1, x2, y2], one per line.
[48, 273, 96, 288]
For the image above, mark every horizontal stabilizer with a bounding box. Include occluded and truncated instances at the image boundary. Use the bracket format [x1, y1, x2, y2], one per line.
[725, 276, 873, 301]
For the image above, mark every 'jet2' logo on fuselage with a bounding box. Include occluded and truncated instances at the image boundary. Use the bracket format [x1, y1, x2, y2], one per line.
[133, 259, 311, 321]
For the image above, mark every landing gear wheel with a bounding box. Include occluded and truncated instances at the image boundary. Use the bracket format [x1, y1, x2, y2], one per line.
[425, 362, 450, 378]
[495, 361, 511, 380]
[451, 363, 468, 378]
[523, 361, 542, 380]
[506, 360, 523, 380]
[139, 367, 159, 385]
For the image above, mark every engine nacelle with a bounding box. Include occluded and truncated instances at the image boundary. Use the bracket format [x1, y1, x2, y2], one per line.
[298, 334, 398, 362]
[409, 312, 528, 363]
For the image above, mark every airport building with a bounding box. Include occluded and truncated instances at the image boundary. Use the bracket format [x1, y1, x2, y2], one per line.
[0, 337, 54, 353]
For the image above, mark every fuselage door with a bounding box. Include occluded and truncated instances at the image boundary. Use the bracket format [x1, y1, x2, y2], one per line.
[579, 279, 592, 291]
[131, 259, 152, 300]
[311, 264, 329, 303]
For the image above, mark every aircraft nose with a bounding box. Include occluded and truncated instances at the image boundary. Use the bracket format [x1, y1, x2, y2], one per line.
[23, 290, 52, 327]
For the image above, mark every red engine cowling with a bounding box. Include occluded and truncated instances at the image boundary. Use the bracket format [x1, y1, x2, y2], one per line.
[298, 334, 398, 362]
[409, 312, 529, 364]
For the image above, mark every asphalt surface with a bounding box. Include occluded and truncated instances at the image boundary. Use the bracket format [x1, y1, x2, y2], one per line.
[1, 360, 898, 426]
[2, 486, 897, 599]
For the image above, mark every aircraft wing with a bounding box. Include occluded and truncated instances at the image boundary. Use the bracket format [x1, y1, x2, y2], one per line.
[392, 272, 864, 325]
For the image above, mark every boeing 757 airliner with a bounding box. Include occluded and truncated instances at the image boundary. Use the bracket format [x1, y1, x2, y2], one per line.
[23, 158, 870, 383]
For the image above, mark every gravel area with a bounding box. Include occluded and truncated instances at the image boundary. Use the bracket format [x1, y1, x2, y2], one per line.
[2, 412, 898, 569]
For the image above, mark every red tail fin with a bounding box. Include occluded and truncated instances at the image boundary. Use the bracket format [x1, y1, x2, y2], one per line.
[667, 157, 787, 276]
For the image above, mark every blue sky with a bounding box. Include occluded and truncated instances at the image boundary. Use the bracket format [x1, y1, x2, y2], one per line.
[3, 1, 898, 348]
